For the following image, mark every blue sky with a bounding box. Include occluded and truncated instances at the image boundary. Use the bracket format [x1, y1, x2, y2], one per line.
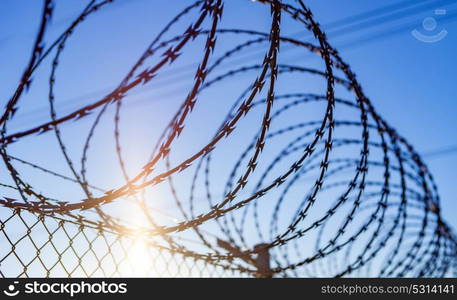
[0, 0, 456, 276]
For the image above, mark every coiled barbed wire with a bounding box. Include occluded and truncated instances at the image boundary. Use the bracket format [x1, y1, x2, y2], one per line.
[1, 0, 456, 278]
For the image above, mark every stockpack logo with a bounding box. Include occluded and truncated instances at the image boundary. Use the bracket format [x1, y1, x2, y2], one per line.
[3, 280, 128, 298]
[3, 281, 20, 297]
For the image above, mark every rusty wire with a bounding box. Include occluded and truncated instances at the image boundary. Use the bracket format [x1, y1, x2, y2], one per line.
[0, 0, 456, 278]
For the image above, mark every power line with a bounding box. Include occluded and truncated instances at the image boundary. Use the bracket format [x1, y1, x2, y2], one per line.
[424, 145, 457, 158]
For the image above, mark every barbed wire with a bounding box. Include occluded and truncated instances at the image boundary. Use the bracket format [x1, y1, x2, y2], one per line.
[0, 0, 455, 278]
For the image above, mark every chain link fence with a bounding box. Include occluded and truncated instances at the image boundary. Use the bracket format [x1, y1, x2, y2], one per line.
[0, 209, 242, 277]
